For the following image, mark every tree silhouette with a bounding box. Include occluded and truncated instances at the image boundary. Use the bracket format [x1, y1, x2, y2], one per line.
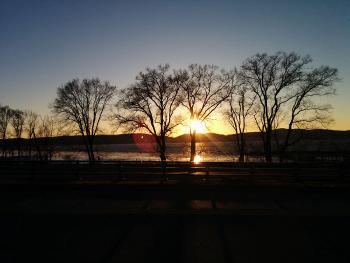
[10, 109, 26, 158]
[38, 115, 57, 160]
[225, 73, 256, 162]
[239, 52, 338, 162]
[115, 65, 182, 161]
[25, 111, 39, 159]
[0, 105, 13, 157]
[174, 64, 231, 162]
[275, 65, 338, 162]
[52, 78, 116, 162]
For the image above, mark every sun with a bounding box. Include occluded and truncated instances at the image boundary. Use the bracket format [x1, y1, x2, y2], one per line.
[190, 119, 206, 133]
[193, 154, 202, 164]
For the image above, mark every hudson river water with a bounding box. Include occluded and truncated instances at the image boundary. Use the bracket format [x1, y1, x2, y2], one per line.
[55, 142, 263, 162]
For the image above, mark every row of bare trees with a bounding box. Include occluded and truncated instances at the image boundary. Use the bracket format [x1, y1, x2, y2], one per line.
[113, 52, 337, 163]
[114, 64, 233, 162]
[1, 51, 337, 163]
[0, 105, 57, 160]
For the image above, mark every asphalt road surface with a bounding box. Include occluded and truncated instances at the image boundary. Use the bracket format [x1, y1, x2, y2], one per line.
[1, 180, 350, 262]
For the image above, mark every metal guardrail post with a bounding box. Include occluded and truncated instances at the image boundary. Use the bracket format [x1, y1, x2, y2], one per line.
[122, 162, 126, 181]
[75, 161, 80, 180]
[117, 160, 122, 181]
[118, 161, 126, 181]
[292, 166, 300, 182]
[161, 161, 167, 181]
[249, 164, 255, 176]
[337, 163, 345, 182]
[30, 162, 35, 181]
[205, 164, 210, 182]
[188, 163, 192, 175]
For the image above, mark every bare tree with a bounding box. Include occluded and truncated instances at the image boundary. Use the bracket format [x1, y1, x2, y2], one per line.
[115, 65, 182, 161]
[276, 66, 338, 162]
[174, 64, 231, 162]
[0, 105, 13, 157]
[52, 78, 116, 162]
[25, 111, 39, 159]
[10, 109, 26, 158]
[239, 52, 338, 162]
[225, 74, 256, 162]
[38, 115, 57, 160]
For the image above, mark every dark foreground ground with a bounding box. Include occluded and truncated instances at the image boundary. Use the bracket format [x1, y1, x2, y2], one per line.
[2, 213, 350, 263]
[1, 164, 350, 262]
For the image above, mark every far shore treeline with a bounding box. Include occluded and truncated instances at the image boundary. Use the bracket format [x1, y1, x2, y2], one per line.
[0, 52, 340, 163]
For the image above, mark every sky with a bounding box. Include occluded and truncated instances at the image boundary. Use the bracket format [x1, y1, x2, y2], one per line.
[0, 0, 349, 134]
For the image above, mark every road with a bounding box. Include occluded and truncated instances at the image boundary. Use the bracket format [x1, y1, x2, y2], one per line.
[1, 178, 350, 262]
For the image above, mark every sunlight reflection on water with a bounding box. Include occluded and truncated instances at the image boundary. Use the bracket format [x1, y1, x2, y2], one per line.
[54, 142, 264, 162]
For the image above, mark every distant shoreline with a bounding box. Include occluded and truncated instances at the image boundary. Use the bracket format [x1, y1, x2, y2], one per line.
[2, 129, 350, 146]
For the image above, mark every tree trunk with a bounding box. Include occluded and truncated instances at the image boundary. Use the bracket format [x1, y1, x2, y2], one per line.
[239, 148, 245, 162]
[47, 137, 54, 161]
[238, 133, 245, 162]
[89, 140, 95, 162]
[160, 148, 166, 161]
[81, 133, 93, 162]
[279, 122, 293, 163]
[1, 135, 6, 157]
[190, 130, 196, 162]
[33, 133, 42, 161]
[17, 138, 21, 159]
[279, 151, 285, 163]
[28, 138, 32, 160]
[159, 135, 167, 161]
[265, 127, 272, 163]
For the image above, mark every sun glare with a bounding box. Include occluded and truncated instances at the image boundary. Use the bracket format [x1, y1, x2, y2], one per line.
[193, 154, 202, 164]
[190, 119, 206, 133]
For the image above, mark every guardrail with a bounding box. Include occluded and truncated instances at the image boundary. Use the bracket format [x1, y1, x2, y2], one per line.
[0, 160, 349, 184]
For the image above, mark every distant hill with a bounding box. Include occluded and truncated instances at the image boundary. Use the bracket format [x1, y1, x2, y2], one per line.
[173, 129, 350, 143]
[3, 129, 350, 146]
[172, 133, 231, 143]
[53, 134, 160, 145]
